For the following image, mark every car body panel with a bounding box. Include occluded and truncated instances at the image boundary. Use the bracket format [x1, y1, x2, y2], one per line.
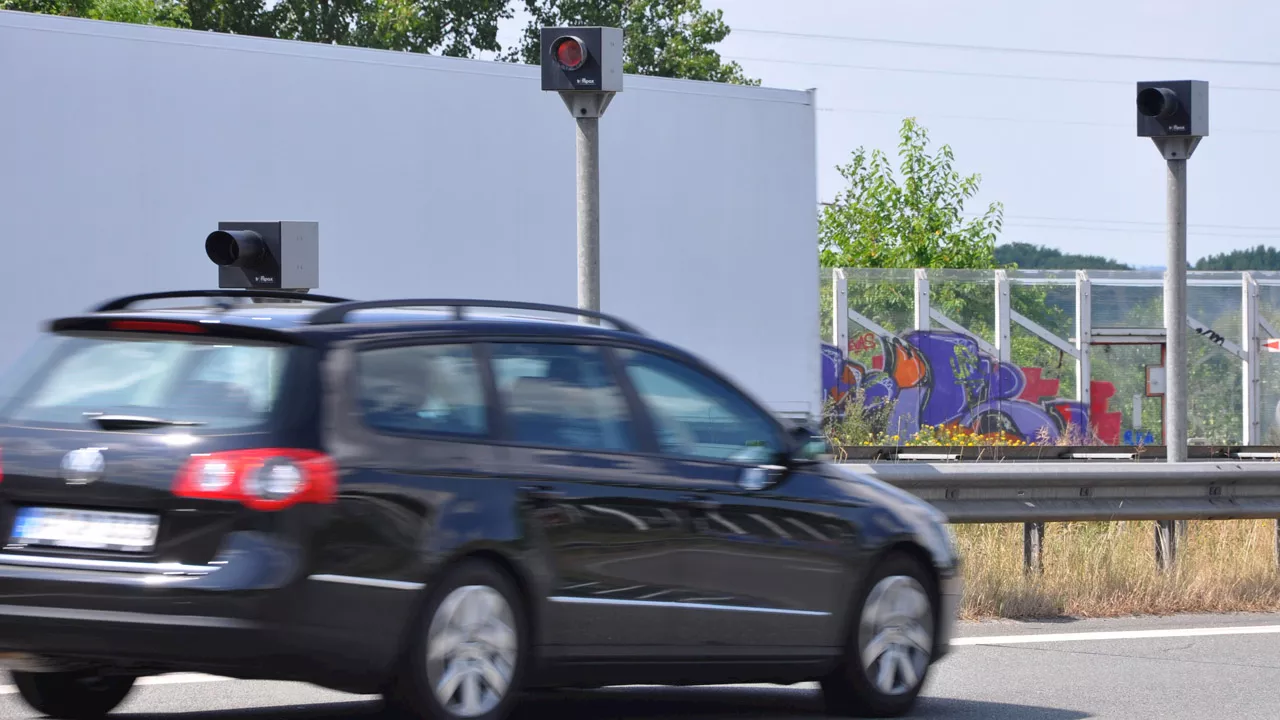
[0, 297, 962, 697]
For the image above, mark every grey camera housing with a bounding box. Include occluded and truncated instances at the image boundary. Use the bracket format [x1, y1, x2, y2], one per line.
[540, 26, 624, 93]
[1136, 80, 1209, 138]
[206, 221, 319, 290]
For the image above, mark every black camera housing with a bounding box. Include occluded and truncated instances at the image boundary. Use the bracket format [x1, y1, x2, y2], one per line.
[540, 26, 623, 93]
[1136, 80, 1209, 138]
[205, 221, 319, 290]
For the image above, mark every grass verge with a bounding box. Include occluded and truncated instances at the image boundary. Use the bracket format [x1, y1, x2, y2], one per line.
[954, 520, 1280, 620]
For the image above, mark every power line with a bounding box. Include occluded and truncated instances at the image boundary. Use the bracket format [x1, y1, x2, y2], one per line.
[732, 28, 1280, 68]
[816, 106, 1280, 136]
[998, 219, 1278, 240]
[986, 214, 1280, 233]
[819, 205, 1280, 239]
[725, 55, 1280, 94]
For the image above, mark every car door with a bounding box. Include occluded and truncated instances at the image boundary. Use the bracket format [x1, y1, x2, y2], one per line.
[612, 346, 854, 652]
[485, 340, 699, 656]
[309, 338, 505, 662]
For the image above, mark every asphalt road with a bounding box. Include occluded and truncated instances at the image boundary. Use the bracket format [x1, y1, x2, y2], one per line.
[2, 612, 1278, 719]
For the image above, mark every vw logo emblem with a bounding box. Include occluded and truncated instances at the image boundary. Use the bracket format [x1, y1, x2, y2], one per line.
[61, 447, 106, 486]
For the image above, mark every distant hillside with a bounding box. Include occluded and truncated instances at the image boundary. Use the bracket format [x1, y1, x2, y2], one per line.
[1194, 245, 1280, 271]
[995, 242, 1132, 271]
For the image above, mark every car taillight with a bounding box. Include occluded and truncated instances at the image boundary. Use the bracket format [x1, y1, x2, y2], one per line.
[173, 449, 336, 511]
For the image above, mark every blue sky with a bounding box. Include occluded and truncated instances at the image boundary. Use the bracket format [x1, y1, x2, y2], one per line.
[498, 0, 1280, 267]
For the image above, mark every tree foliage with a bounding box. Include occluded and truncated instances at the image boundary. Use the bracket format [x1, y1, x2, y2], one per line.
[5, 0, 749, 78]
[507, 0, 755, 84]
[90, 0, 188, 26]
[267, 0, 509, 54]
[1194, 245, 1280, 271]
[820, 117, 1004, 270]
[1, 0, 94, 17]
[995, 242, 1132, 271]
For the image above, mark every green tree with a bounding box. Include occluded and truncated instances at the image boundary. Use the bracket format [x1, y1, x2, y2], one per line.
[270, 0, 508, 54]
[90, 0, 188, 26]
[995, 242, 1131, 271]
[183, 0, 273, 37]
[507, 0, 757, 84]
[3, 0, 189, 27]
[1194, 244, 1280, 271]
[820, 117, 1004, 270]
[1, 0, 94, 18]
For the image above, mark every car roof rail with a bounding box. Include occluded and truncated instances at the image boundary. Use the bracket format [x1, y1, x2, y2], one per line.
[93, 290, 354, 312]
[307, 299, 644, 334]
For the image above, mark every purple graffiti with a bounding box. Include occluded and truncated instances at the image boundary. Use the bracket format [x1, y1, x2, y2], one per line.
[821, 331, 1105, 444]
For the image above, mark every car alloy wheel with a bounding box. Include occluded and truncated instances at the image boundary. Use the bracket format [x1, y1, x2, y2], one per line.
[425, 584, 519, 718]
[387, 558, 527, 720]
[820, 551, 937, 718]
[857, 574, 933, 696]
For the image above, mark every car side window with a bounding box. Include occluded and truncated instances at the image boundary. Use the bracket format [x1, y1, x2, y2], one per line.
[490, 343, 637, 453]
[617, 348, 782, 463]
[356, 344, 488, 437]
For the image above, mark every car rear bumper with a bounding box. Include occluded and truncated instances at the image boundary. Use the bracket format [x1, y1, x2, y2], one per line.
[0, 531, 418, 688]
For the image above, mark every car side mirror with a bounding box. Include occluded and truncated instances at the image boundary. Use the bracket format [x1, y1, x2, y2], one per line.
[738, 464, 787, 491]
[787, 424, 831, 461]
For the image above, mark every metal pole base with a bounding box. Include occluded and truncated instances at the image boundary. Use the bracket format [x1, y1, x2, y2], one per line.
[1155, 520, 1178, 571]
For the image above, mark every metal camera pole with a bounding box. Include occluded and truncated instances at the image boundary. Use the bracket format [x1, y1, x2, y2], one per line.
[1136, 80, 1208, 571]
[567, 95, 608, 316]
[540, 26, 623, 322]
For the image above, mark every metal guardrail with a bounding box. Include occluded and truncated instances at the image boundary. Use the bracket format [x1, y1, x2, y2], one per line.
[835, 445, 1280, 463]
[839, 461, 1280, 524]
[835, 454, 1280, 571]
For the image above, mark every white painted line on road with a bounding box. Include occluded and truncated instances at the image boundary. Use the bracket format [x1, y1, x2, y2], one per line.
[0, 672, 228, 695]
[954, 624, 1280, 646]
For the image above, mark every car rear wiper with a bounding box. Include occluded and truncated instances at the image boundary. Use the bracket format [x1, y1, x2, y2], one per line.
[84, 413, 206, 431]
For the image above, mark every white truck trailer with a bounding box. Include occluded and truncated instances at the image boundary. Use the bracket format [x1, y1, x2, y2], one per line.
[0, 10, 821, 418]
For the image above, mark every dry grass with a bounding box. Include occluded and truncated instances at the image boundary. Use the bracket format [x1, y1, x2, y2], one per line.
[955, 520, 1280, 620]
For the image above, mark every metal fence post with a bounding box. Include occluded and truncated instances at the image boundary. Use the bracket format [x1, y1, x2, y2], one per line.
[997, 271, 1042, 573]
[914, 269, 931, 331]
[1243, 272, 1260, 445]
[833, 269, 849, 353]
[1075, 271, 1092, 412]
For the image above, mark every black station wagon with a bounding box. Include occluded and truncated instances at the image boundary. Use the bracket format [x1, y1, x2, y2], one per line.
[0, 290, 960, 720]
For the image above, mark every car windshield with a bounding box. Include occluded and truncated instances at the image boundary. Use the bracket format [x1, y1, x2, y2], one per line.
[0, 332, 289, 431]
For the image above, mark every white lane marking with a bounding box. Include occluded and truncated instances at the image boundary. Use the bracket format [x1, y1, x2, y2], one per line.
[0, 673, 228, 695]
[0, 624, 1270, 694]
[953, 624, 1280, 646]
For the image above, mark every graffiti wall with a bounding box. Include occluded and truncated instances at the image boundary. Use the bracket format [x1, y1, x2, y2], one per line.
[822, 331, 1122, 445]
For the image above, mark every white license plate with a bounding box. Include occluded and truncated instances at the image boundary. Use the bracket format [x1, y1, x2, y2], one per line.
[10, 507, 159, 553]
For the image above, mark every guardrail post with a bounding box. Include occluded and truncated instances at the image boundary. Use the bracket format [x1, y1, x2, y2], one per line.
[1023, 522, 1044, 575]
[833, 269, 849, 352]
[1155, 522, 1177, 571]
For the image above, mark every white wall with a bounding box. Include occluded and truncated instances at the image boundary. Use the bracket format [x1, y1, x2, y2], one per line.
[0, 11, 820, 417]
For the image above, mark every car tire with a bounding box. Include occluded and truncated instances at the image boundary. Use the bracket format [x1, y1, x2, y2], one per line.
[11, 669, 136, 719]
[387, 558, 528, 720]
[820, 551, 937, 718]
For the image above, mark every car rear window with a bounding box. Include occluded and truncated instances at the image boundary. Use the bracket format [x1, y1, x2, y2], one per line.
[0, 332, 289, 431]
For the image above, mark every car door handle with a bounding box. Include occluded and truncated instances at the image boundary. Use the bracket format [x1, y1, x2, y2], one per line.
[520, 486, 567, 502]
[681, 495, 720, 511]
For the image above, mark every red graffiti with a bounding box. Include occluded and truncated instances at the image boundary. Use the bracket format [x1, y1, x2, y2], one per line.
[850, 332, 878, 353]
